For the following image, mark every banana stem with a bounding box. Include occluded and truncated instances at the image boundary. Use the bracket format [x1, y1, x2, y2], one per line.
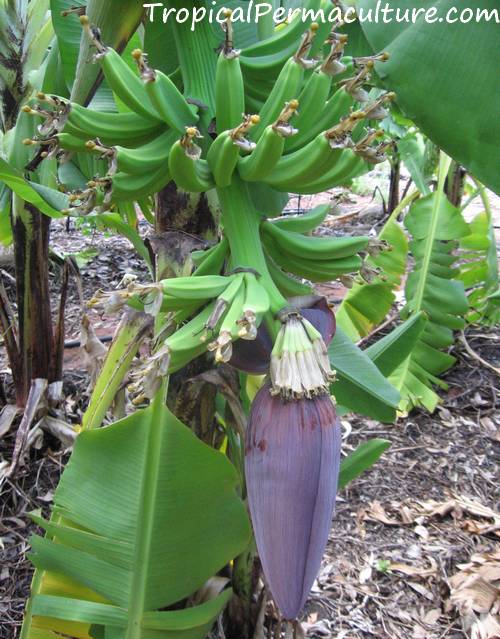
[81, 310, 153, 431]
[216, 177, 287, 322]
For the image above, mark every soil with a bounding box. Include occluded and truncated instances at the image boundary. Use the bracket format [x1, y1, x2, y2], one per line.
[0, 173, 499, 638]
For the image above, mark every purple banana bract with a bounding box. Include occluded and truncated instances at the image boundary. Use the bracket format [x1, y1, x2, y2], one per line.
[245, 383, 341, 620]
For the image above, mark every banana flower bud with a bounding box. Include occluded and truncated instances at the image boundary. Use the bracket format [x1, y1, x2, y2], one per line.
[230, 296, 335, 375]
[246, 383, 341, 620]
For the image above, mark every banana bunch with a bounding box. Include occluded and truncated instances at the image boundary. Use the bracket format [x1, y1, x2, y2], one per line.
[21, 9, 395, 385]
[21, 10, 393, 216]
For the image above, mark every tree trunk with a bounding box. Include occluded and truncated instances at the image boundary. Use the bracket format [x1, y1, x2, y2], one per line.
[388, 157, 401, 213]
[446, 162, 466, 207]
[11, 196, 53, 406]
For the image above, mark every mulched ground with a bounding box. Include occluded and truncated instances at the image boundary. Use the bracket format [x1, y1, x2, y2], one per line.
[0, 182, 499, 638]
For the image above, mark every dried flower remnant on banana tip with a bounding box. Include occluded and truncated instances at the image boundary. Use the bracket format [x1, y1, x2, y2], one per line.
[273, 100, 299, 137]
[88, 279, 163, 316]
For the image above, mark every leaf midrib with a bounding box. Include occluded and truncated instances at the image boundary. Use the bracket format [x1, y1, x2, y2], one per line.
[412, 154, 452, 313]
[126, 397, 165, 638]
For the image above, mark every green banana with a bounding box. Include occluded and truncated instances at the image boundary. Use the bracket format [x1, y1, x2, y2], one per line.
[100, 164, 172, 204]
[283, 35, 348, 148]
[215, 10, 245, 133]
[23, 132, 91, 156]
[265, 255, 314, 297]
[262, 219, 369, 259]
[80, 17, 161, 122]
[242, 273, 270, 318]
[207, 115, 259, 187]
[249, 55, 304, 140]
[284, 86, 353, 152]
[263, 236, 363, 282]
[92, 129, 176, 175]
[166, 302, 218, 374]
[289, 148, 368, 194]
[168, 128, 215, 193]
[241, 0, 321, 58]
[160, 275, 234, 300]
[263, 111, 365, 190]
[238, 101, 298, 182]
[207, 279, 246, 362]
[240, 0, 322, 76]
[222, 281, 246, 335]
[64, 102, 165, 146]
[192, 237, 229, 276]
[271, 203, 330, 233]
[133, 49, 199, 132]
[244, 92, 264, 114]
[288, 68, 332, 139]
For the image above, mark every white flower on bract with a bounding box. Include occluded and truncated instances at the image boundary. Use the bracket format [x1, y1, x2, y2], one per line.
[270, 311, 335, 399]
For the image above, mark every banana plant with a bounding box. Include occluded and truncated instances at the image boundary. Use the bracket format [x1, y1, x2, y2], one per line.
[0, 0, 59, 406]
[18, 3, 404, 636]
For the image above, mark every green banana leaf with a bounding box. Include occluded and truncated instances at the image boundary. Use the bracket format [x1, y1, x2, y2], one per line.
[390, 169, 470, 412]
[329, 327, 400, 423]
[365, 312, 427, 376]
[22, 402, 251, 639]
[50, 0, 117, 110]
[338, 439, 391, 489]
[397, 134, 431, 196]
[50, 0, 86, 90]
[0, 157, 67, 218]
[356, 0, 500, 194]
[457, 206, 500, 325]
[332, 312, 427, 421]
[0, 182, 12, 245]
[336, 210, 408, 341]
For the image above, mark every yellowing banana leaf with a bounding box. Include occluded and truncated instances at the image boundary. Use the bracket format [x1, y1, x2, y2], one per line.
[336, 210, 408, 340]
[22, 402, 251, 639]
[357, 0, 500, 194]
[390, 165, 470, 412]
